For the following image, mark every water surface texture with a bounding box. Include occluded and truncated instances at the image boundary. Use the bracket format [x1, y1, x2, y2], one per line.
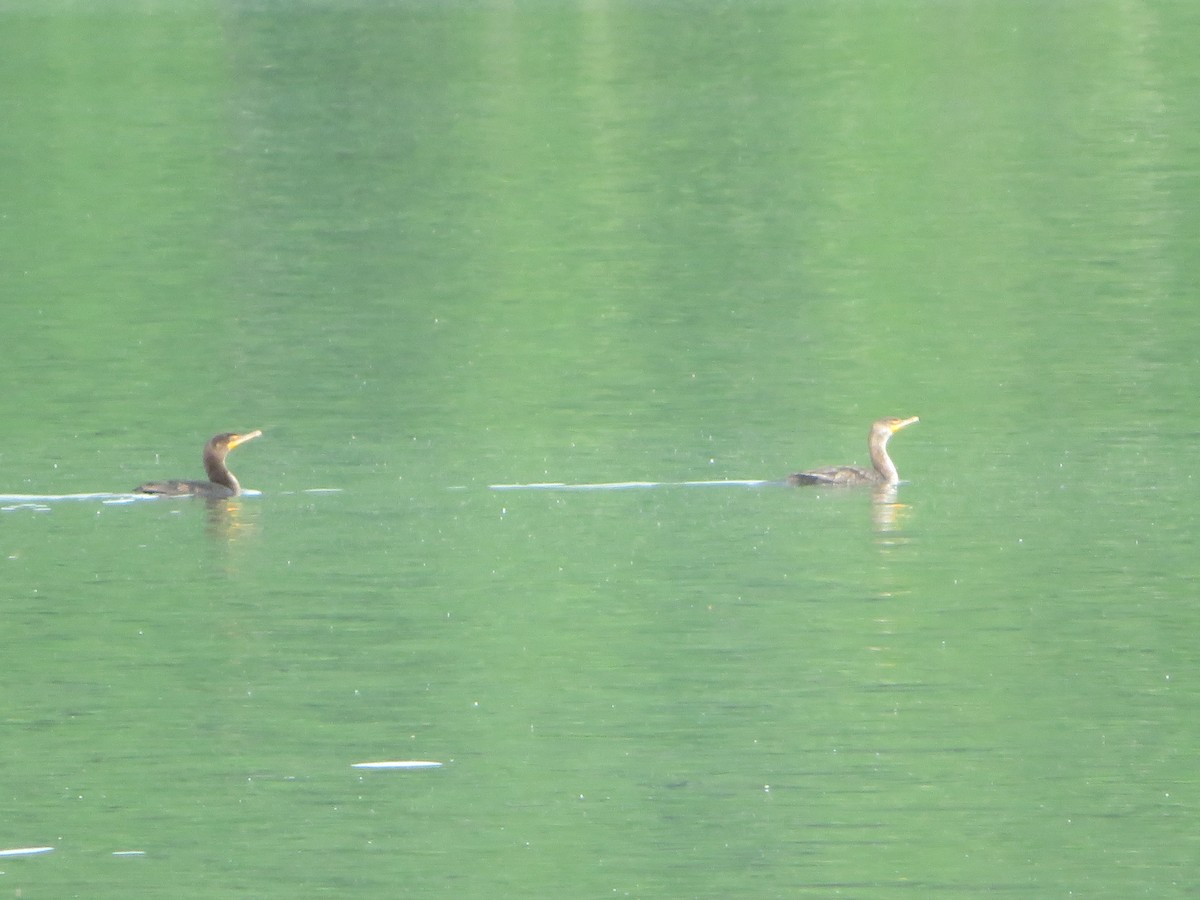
[3, 2, 1200, 897]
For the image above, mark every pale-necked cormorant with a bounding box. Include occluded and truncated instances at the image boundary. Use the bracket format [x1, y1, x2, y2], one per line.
[134, 430, 262, 498]
[788, 417, 918, 486]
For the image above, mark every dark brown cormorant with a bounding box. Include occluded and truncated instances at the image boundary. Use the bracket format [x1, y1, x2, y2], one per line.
[788, 416, 918, 486]
[134, 430, 262, 498]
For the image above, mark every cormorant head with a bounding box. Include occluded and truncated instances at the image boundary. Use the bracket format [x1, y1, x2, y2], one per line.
[872, 416, 919, 443]
[206, 430, 263, 457]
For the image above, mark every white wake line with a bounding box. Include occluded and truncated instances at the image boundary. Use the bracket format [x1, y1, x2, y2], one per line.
[352, 760, 443, 770]
[1, 492, 154, 503]
[489, 479, 775, 491]
[0, 846, 55, 857]
[1, 488, 340, 506]
[0, 490, 262, 504]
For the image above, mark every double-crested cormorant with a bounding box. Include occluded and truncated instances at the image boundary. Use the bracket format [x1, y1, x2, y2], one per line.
[788, 416, 918, 486]
[134, 430, 262, 498]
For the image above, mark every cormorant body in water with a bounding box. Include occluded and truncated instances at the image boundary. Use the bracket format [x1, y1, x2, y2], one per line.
[134, 430, 262, 498]
[788, 416, 918, 486]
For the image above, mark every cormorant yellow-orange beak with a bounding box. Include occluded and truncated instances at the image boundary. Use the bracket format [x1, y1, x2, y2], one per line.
[228, 430, 263, 449]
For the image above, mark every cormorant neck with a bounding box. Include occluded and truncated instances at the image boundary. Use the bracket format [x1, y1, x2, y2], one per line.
[869, 430, 899, 484]
[203, 449, 239, 493]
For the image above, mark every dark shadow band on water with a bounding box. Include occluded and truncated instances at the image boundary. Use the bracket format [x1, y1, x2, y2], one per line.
[489, 479, 778, 491]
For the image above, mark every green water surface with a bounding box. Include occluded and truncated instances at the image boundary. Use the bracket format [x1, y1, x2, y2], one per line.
[3, 1, 1200, 897]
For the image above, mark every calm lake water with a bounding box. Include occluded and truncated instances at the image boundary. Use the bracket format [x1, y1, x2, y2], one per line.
[4, 1, 1200, 897]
